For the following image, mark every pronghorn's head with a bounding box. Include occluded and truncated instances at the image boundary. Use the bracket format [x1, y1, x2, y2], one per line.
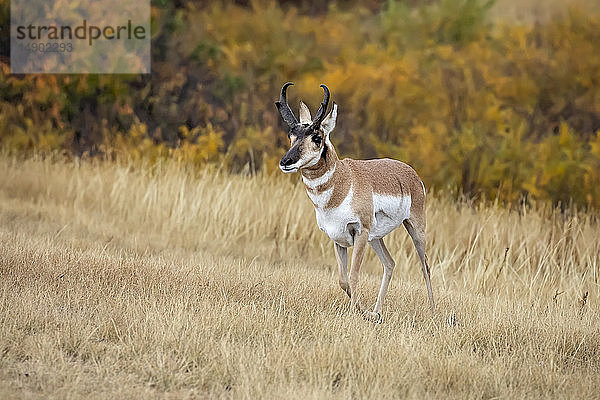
[276, 82, 338, 173]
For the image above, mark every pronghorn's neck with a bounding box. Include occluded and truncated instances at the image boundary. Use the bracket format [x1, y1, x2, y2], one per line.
[300, 141, 343, 210]
[301, 140, 339, 182]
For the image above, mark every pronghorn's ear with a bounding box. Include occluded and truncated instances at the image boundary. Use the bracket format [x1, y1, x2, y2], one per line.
[299, 101, 312, 124]
[320, 102, 337, 137]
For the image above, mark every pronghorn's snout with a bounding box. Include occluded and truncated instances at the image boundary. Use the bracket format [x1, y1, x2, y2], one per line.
[279, 146, 300, 173]
[280, 154, 294, 168]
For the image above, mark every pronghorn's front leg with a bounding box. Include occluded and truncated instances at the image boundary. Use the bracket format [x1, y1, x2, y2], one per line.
[348, 228, 369, 314]
[369, 238, 395, 318]
[334, 243, 351, 298]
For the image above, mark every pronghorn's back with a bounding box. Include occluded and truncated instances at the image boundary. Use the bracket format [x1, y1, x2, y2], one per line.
[344, 158, 425, 208]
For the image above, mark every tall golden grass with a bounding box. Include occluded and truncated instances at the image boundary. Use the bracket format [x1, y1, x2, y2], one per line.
[1, 154, 599, 398]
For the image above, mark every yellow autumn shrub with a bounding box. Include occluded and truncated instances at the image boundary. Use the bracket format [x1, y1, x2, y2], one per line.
[0, 0, 599, 207]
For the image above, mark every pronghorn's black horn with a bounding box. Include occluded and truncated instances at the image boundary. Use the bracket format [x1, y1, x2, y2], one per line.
[275, 82, 298, 127]
[312, 84, 330, 127]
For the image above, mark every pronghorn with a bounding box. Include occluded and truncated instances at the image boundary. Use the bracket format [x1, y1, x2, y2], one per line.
[275, 82, 434, 321]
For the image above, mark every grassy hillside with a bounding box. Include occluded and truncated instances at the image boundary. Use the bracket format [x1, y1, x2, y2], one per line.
[1, 155, 598, 398]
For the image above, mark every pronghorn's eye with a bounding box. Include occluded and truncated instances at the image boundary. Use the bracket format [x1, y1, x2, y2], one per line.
[312, 135, 322, 146]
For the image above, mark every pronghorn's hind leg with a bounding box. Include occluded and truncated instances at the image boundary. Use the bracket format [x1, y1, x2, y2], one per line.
[334, 242, 351, 298]
[403, 217, 435, 311]
[369, 238, 395, 321]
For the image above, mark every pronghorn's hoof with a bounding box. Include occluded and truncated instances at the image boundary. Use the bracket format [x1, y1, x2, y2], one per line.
[362, 311, 383, 324]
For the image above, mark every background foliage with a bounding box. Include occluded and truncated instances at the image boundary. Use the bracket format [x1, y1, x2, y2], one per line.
[0, 0, 599, 208]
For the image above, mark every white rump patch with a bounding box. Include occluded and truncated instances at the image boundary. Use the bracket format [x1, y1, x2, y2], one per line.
[368, 194, 411, 241]
[306, 186, 334, 209]
[302, 164, 336, 190]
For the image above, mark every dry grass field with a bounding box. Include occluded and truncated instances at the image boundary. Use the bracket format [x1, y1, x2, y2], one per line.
[0, 154, 599, 399]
